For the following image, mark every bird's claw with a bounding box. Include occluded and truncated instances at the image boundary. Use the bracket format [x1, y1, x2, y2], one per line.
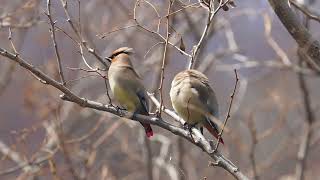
[114, 105, 126, 113]
[183, 123, 196, 142]
[183, 122, 190, 129]
[153, 109, 162, 118]
[208, 161, 219, 167]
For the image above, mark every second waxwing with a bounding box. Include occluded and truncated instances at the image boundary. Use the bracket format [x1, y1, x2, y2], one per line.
[170, 69, 223, 144]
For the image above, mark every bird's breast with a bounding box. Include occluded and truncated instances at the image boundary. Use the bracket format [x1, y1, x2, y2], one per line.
[108, 70, 140, 112]
[112, 84, 140, 112]
[170, 83, 205, 125]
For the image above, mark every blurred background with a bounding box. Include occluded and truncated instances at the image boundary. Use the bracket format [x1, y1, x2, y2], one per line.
[0, 0, 320, 179]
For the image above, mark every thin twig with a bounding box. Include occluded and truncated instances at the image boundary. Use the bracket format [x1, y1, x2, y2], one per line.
[158, 0, 173, 116]
[8, 27, 18, 54]
[46, 0, 66, 85]
[248, 112, 259, 180]
[66, 66, 112, 103]
[263, 13, 292, 66]
[54, 113, 80, 180]
[295, 51, 315, 180]
[0, 140, 38, 175]
[290, 0, 320, 23]
[188, 0, 231, 69]
[59, 0, 108, 69]
[214, 69, 239, 151]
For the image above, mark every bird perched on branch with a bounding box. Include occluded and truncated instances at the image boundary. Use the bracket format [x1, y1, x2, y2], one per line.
[170, 69, 223, 144]
[107, 47, 153, 138]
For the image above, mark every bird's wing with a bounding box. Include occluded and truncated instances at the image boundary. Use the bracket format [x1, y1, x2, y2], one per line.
[206, 87, 219, 118]
[137, 91, 149, 115]
[122, 67, 149, 114]
[189, 76, 219, 118]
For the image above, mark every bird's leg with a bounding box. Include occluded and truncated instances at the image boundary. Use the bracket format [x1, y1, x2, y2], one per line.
[149, 110, 160, 118]
[183, 122, 197, 142]
[182, 122, 189, 129]
[153, 108, 162, 118]
[116, 106, 126, 111]
[114, 105, 126, 114]
[131, 111, 137, 120]
[189, 127, 195, 142]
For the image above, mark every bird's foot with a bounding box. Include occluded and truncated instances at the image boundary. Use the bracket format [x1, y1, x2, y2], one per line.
[183, 123, 196, 142]
[183, 122, 190, 129]
[153, 109, 162, 118]
[114, 105, 126, 113]
[208, 161, 219, 167]
[117, 106, 126, 111]
[131, 111, 137, 120]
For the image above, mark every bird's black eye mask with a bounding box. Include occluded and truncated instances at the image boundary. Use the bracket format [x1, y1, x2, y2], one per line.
[106, 50, 133, 62]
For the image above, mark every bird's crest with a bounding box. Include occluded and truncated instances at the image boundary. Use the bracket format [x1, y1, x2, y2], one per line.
[107, 47, 134, 62]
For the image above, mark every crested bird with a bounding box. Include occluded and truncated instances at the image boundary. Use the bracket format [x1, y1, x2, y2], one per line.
[170, 69, 223, 144]
[107, 47, 153, 138]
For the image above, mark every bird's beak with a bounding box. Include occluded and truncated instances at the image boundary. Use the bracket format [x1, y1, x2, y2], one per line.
[105, 56, 112, 63]
[124, 48, 134, 54]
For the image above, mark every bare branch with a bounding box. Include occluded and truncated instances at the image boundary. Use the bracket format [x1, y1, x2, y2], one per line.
[295, 50, 315, 180]
[0, 140, 39, 175]
[188, 0, 232, 69]
[290, 0, 320, 23]
[214, 69, 239, 151]
[59, 0, 108, 69]
[46, 0, 66, 85]
[248, 113, 259, 180]
[158, 0, 173, 116]
[268, 0, 320, 71]
[0, 47, 249, 180]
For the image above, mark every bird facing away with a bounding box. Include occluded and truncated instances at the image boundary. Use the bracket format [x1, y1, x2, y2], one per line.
[107, 47, 153, 138]
[170, 69, 223, 144]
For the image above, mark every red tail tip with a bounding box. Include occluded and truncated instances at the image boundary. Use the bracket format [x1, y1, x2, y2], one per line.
[219, 138, 224, 145]
[203, 123, 225, 145]
[146, 131, 153, 138]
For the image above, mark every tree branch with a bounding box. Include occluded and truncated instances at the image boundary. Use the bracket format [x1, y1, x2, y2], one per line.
[268, 0, 320, 71]
[0, 47, 249, 180]
[188, 0, 232, 69]
[46, 0, 66, 85]
[290, 0, 320, 23]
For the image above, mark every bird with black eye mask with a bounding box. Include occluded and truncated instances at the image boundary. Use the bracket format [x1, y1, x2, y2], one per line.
[107, 47, 153, 138]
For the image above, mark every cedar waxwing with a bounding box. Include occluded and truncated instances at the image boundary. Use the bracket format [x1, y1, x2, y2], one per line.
[107, 47, 153, 138]
[170, 69, 224, 144]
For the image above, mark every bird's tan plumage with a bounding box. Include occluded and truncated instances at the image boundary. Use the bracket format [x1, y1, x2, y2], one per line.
[108, 47, 153, 137]
[170, 69, 223, 143]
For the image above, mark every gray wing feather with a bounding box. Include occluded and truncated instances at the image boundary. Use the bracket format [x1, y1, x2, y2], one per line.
[207, 89, 219, 118]
[190, 77, 219, 118]
[137, 91, 149, 115]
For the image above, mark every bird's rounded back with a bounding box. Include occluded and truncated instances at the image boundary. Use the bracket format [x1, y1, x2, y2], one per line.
[172, 69, 209, 87]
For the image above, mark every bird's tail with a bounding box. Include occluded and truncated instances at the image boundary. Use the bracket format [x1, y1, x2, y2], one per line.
[141, 123, 153, 138]
[203, 119, 224, 144]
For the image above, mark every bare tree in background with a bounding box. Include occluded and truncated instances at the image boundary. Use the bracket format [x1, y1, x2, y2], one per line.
[0, 0, 320, 180]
